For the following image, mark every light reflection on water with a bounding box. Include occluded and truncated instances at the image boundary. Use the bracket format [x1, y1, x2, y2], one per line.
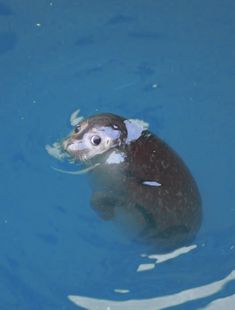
[68, 264, 235, 310]
[137, 244, 197, 272]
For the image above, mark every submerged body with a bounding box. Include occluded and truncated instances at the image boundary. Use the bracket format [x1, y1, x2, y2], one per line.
[52, 113, 202, 249]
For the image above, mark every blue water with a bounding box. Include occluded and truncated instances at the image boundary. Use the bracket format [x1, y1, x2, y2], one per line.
[1, 0, 235, 309]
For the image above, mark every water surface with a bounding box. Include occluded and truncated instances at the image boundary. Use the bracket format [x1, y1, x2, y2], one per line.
[0, 0, 235, 309]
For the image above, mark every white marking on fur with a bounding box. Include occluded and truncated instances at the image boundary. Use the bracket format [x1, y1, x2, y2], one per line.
[142, 181, 161, 187]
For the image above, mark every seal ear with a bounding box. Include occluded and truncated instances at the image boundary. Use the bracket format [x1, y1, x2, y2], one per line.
[124, 119, 149, 143]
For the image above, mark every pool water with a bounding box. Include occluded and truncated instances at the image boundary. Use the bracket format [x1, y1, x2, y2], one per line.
[1, 1, 235, 309]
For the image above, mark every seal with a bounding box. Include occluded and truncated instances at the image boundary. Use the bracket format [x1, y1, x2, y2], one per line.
[48, 112, 202, 249]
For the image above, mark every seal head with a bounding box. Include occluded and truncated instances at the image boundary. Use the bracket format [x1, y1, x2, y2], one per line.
[63, 113, 128, 163]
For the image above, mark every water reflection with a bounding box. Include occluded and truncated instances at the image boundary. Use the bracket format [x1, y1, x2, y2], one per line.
[203, 293, 235, 309]
[68, 268, 235, 309]
[137, 244, 197, 272]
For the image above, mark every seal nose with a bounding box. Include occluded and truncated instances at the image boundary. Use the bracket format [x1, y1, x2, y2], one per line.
[67, 141, 81, 152]
[63, 139, 84, 154]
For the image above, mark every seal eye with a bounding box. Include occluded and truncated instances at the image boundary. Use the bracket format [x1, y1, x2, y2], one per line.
[112, 124, 119, 130]
[90, 135, 101, 146]
[74, 125, 81, 133]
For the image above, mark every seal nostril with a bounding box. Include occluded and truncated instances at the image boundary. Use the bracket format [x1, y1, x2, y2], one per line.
[67, 142, 80, 152]
[62, 140, 69, 150]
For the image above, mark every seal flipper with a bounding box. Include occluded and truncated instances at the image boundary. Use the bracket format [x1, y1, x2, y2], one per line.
[90, 191, 117, 220]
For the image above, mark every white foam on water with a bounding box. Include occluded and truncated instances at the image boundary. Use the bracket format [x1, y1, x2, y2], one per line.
[70, 108, 84, 126]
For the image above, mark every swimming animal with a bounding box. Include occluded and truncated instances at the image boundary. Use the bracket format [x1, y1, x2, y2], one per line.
[47, 112, 202, 249]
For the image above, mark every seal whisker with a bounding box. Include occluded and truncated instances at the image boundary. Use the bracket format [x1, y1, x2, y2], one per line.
[51, 163, 100, 175]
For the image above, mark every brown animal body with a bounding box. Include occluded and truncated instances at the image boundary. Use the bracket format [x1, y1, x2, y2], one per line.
[62, 113, 202, 249]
